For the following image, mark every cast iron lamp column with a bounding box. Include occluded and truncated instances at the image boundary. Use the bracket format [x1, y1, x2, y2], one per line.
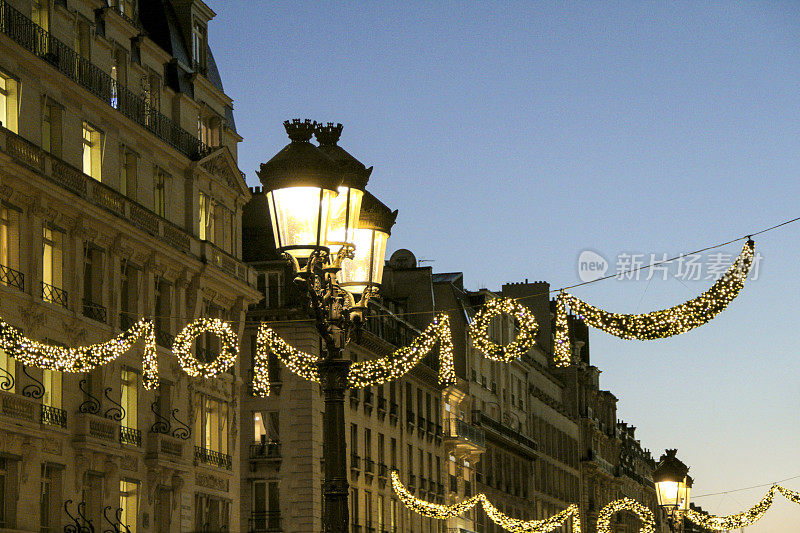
[257, 120, 396, 533]
[653, 449, 693, 533]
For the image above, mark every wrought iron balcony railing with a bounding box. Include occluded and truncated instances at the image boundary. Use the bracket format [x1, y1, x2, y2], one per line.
[248, 511, 282, 533]
[0, 263, 24, 292]
[194, 446, 232, 469]
[82, 299, 107, 323]
[120, 426, 142, 446]
[41, 281, 67, 308]
[119, 312, 137, 331]
[350, 453, 361, 470]
[249, 441, 281, 459]
[0, 0, 210, 160]
[41, 403, 66, 428]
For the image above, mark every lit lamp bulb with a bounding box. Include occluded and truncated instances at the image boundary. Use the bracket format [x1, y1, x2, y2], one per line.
[654, 448, 693, 531]
[338, 191, 397, 302]
[257, 119, 341, 260]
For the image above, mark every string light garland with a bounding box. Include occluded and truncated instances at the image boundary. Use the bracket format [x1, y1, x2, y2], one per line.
[468, 298, 538, 362]
[480, 497, 581, 533]
[595, 498, 654, 533]
[0, 317, 159, 389]
[171, 318, 239, 379]
[684, 484, 800, 530]
[553, 240, 754, 362]
[252, 315, 456, 396]
[553, 295, 571, 367]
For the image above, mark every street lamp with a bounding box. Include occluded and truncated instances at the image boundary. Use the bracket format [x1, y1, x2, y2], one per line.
[257, 119, 395, 533]
[653, 449, 693, 532]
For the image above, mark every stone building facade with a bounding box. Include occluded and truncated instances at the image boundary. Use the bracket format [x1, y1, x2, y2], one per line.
[0, 0, 258, 531]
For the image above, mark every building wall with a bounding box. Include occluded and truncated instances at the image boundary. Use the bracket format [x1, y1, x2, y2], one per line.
[0, 1, 257, 532]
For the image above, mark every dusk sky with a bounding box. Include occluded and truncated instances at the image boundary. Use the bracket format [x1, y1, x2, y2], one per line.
[208, 2, 800, 529]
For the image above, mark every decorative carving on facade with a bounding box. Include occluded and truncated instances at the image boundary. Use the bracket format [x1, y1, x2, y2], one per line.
[196, 472, 228, 492]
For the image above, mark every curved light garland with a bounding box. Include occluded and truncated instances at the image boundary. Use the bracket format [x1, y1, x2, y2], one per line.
[0, 317, 159, 389]
[684, 485, 800, 531]
[468, 298, 538, 362]
[554, 240, 754, 365]
[171, 318, 239, 379]
[252, 314, 456, 396]
[393, 470, 668, 533]
[553, 295, 571, 367]
[595, 498, 654, 533]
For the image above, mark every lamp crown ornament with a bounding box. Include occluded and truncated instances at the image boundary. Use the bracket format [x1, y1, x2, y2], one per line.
[315, 122, 344, 146]
[283, 118, 316, 143]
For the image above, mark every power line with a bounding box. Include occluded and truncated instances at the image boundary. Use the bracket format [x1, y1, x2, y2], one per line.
[693, 474, 800, 499]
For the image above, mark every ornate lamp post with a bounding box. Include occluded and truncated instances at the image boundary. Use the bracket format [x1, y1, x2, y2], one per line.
[257, 119, 396, 533]
[653, 449, 693, 533]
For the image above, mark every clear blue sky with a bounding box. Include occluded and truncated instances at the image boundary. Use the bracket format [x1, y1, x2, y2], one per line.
[208, 2, 800, 529]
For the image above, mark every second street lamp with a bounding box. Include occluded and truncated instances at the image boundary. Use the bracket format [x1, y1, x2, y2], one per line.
[257, 119, 395, 533]
[654, 449, 693, 533]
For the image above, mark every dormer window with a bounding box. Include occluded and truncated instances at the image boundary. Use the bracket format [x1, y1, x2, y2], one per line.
[192, 20, 207, 73]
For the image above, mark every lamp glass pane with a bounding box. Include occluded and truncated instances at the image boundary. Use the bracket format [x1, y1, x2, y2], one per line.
[339, 229, 388, 295]
[680, 484, 691, 511]
[327, 187, 363, 247]
[266, 187, 333, 259]
[656, 481, 680, 508]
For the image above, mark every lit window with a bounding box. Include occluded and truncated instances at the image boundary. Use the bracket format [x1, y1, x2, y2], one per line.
[0, 72, 19, 133]
[154, 170, 167, 217]
[120, 148, 137, 198]
[198, 115, 219, 147]
[193, 393, 228, 455]
[121, 369, 138, 430]
[0, 205, 20, 275]
[31, 0, 48, 31]
[42, 369, 61, 409]
[119, 480, 139, 533]
[198, 192, 214, 241]
[42, 225, 64, 297]
[81, 122, 102, 180]
[0, 348, 14, 394]
[256, 271, 283, 309]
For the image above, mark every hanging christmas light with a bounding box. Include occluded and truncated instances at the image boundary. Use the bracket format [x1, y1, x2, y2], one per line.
[171, 318, 239, 379]
[595, 498, 655, 533]
[468, 297, 538, 362]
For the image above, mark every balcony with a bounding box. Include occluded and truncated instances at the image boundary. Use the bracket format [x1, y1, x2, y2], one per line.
[471, 411, 537, 457]
[194, 446, 232, 469]
[120, 426, 142, 446]
[82, 299, 107, 323]
[446, 418, 486, 450]
[406, 411, 415, 433]
[248, 512, 282, 532]
[350, 453, 361, 478]
[249, 441, 281, 461]
[0, 263, 24, 292]
[74, 411, 119, 446]
[417, 416, 426, 434]
[363, 390, 374, 415]
[408, 474, 416, 493]
[350, 389, 360, 408]
[146, 432, 186, 462]
[0, 0, 209, 160]
[41, 281, 67, 308]
[377, 397, 386, 419]
[40, 403, 66, 428]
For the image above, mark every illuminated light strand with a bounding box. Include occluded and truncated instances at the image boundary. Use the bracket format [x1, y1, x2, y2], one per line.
[553, 240, 754, 364]
[684, 484, 800, 530]
[553, 295, 571, 367]
[171, 318, 239, 379]
[469, 298, 538, 362]
[252, 314, 457, 397]
[595, 498, 654, 533]
[0, 317, 159, 389]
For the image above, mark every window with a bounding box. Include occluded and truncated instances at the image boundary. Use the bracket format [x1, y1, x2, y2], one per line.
[119, 480, 139, 533]
[377, 495, 384, 532]
[256, 271, 283, 309]
[40, 464, 62, 533]
[0, 458, 18, 528]
[111, 49, 127, 110]
[82, 122, 102, 180]
[364, 490, 372, 529]
[121, 369, 138, 430]
[115, 0, 135, 19]
[153, 277, 171, 342]
[42, 99, 62, 157]
[83, 244, 104, 312]
[42, 226, 64, 304]
[191, 21, 207, 72]
[0, 71, 19, 133]
[31, 0, 49, 31]
[349, 487, 359, 527]
[198, 114, 220, 147]
[253, 411, 278, 443]
[120, 148, 137, 199]
[198, 192, 214, 241]
[120, 263, 139, 327]
[154, 170, 167, 217]
[193, 393, 228, 455]
[0, 205, 20, 282]
[216, 204, 234, 253]
[42, 369, 61, 410]
[194, 494, 229, 532]
[252, 481, 280, 530]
